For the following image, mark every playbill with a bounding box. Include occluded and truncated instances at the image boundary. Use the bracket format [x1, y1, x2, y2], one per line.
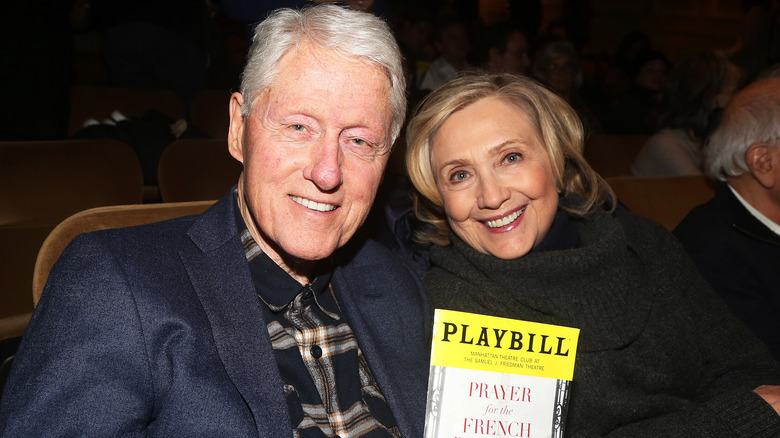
[425, 309, 580, 438]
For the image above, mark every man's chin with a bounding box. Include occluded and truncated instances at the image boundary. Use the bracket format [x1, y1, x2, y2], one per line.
[281, 239, 343, 263]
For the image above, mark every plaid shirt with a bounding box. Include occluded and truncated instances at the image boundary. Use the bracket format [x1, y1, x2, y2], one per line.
[238, 216, 401, 437]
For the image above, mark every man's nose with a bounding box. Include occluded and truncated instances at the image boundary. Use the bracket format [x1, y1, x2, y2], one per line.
[306, 137, 343, 191]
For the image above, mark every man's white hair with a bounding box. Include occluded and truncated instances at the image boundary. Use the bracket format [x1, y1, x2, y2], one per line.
[239, 5, 407, 144]
[705, 79, 780, 181]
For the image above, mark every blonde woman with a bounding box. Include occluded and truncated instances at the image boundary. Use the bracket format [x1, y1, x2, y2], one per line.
[406, 72, 780, 436]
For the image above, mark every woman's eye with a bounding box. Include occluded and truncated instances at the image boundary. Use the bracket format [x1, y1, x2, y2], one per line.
[504, 152, 522, 163]
[450, 170, 469, 182]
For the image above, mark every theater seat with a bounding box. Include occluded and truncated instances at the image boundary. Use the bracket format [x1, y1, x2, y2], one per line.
[0, 139, 144, 320]
[584, 134, 649, 178]
[32, 200, 215, 306]
[157, 138, 242, 202]
[189, 88, 231, 139]
[606, 175, 716, 230]
[68, 85, 185, 137]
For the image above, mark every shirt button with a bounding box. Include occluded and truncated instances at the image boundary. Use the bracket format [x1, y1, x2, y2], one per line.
[310, 344, 322, 358]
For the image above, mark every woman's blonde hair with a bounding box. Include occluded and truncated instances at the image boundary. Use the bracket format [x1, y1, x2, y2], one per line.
[405, 73, 615, 245]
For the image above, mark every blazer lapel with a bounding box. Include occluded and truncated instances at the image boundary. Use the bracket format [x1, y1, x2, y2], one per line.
[332, 250, 429, 438]
[182, 193, 290, 437]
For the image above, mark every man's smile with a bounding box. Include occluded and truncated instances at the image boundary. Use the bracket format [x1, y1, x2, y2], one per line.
[290, 195, 337, 212]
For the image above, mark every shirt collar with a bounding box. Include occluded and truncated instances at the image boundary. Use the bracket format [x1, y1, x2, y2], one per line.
[727, 183, 780, 237]
[234, 196, 338, 316]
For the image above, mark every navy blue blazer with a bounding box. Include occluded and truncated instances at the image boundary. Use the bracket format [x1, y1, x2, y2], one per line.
[0, 191, 431, 436]
[674, 182, 780, 362]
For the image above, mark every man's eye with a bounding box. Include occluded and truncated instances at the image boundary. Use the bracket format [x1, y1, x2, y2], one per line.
[291, 124, 305, 131]
[347, 137, 385, 156]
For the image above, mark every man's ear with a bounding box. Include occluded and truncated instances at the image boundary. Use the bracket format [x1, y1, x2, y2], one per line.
[745, 143, 777, 189]
[228, 92, 246, 164]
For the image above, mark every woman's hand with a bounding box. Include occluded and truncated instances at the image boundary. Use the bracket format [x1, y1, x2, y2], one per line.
[754, 385, 780, 415]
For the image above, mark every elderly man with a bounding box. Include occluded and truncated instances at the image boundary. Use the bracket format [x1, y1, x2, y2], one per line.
[675, 77, 780, 362]
[0, 5, 429, 436]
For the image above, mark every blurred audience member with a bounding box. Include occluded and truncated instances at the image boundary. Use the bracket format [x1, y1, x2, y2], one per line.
[727, 2, 773, 83]
[632, 51, 741, 176]
[393, 5, 436, 64]
[532, 40, 603, 135]
[607, 49, 669, 134]
[557, 0, 594, 50]
[92, 0, 211, 104]
[628, 49, 669, 99]
[453, 0, 542, 40]
[392, 4, 436, 110]
[471, 23, 531, 75]
[675, 77, 780, 361]
[613, 31, 653, 90]
[419, 14, 474, 92]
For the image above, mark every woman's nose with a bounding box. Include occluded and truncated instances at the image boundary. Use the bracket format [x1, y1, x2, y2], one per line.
[477, 174, 509, 210]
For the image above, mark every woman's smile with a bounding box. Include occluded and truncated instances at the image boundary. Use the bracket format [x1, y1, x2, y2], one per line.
[482, 206, 526, 230]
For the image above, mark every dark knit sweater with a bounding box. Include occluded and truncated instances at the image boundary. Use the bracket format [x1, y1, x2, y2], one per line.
[426, 207, 780, 437]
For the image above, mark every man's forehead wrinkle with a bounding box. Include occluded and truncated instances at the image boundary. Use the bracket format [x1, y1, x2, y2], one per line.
[248, 87, 280, 125]
[298, 41, 388, 86]
[261, 87, 331, 127]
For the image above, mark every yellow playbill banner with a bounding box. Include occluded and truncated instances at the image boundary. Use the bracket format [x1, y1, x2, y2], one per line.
[430, 309, 580, 381]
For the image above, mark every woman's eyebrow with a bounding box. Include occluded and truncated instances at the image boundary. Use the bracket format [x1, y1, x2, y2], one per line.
[487, 138, 525, 155]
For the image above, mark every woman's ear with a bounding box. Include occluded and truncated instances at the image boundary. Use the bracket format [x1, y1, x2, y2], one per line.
[228, 92, 246, 164]
[745, 143, 777, 189]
